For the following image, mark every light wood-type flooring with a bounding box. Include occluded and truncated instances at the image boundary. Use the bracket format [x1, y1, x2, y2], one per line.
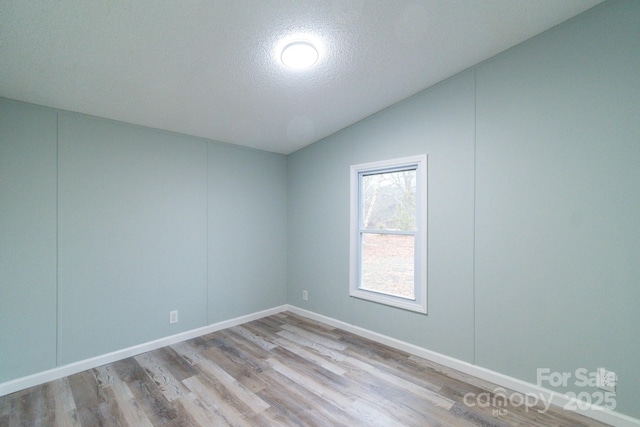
[0, 312, 608, 426]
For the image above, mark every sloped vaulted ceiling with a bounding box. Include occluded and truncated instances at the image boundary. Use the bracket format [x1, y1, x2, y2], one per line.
[0, 0, 603, 154]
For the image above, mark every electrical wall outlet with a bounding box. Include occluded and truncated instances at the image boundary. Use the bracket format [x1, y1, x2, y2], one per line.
[597, 368, 617, 393]
[302, 290, 308, 301]
[169, 310, 179, 324]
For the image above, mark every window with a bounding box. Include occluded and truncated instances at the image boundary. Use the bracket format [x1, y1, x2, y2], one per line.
[349, 155, 427, 313]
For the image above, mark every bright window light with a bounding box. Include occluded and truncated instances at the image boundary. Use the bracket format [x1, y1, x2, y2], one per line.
[281, 41, 319, 69]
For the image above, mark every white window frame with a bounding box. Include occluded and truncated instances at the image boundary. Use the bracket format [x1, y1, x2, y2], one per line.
[349, 154, 427, 314]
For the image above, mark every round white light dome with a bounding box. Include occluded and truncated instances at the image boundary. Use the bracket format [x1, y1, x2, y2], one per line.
[281, 41, 319, 69]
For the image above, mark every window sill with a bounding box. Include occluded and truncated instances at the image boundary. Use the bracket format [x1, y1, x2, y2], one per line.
[349, 288, 427, 314]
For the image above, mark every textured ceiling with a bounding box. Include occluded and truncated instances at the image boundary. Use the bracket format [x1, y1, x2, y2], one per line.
[0, 1, 602, 154]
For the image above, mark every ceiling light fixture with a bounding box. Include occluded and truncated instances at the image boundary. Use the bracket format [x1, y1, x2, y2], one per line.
[280, 41, 319, 69]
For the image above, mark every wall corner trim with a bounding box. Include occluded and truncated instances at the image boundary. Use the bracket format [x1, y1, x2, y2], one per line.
[0, 305, 288, 397]
[286, 305, 640, 427]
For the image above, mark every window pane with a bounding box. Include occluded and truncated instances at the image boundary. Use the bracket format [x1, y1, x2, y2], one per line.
[361, 169, 416, 231]
[360, 233, 414, 299]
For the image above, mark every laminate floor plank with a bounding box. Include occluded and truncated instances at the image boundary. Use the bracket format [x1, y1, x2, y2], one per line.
[178, 342, 269, 414]
[195, 339, 270, 394]
[134, 352, 189, 402]
[272, 334, 347, 376]
[171, 340, 206, 366]
[182, 375, 251, 426]
[251, 315, 288, 334]
[174, 393, 230, 426]
[187, 358, 264, 419]
[4, 394, 19, 427]
[0, 397, 9, 427]
[345, 354, 455, 410]
[341, 357, 463, 426]
[190, 356, 270, 415]
[281, 313, 341, 337]
[229, 325, 278, 351]
[0, 312, 611, 427]
[94, 365, 120, 389]
[153, 346, 200, 380]
[279, 324, 347, 351]
[240, 320, 285, 343]
[67, 370, 120, 426]
[402, 357, 487, 399]
[268, 345, 347, 390]
[210, 329, 273, 367]
[22, 384, 49, 426]
[276, 328, 348, 362]
[265, 356, 353, 413]
[252, 406, 298, 427]
[107, 380, 154, 427]
[257, 369, 357, 427]
[95, 356, 178, 425]
[8, 388, 35, 427]
[254, 369, 321, 426]
[343, 345, 444, 396]
[108, 357, 149, 385]
[124, 378, 177, 426]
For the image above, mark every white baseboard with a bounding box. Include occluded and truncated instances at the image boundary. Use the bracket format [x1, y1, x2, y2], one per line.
[286, 305, 639, 427]
[0, 305, 287, 397]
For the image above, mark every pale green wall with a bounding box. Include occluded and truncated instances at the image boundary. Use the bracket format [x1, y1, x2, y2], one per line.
[475, 0, 640, 416]
[208, 142, 287, 323]
[0, 100, 57, 382]
[0, 101, 287, 378]
[288, 70, 476, 362]
[57, 113, 209, 364]
[288, 0, 639, 419]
